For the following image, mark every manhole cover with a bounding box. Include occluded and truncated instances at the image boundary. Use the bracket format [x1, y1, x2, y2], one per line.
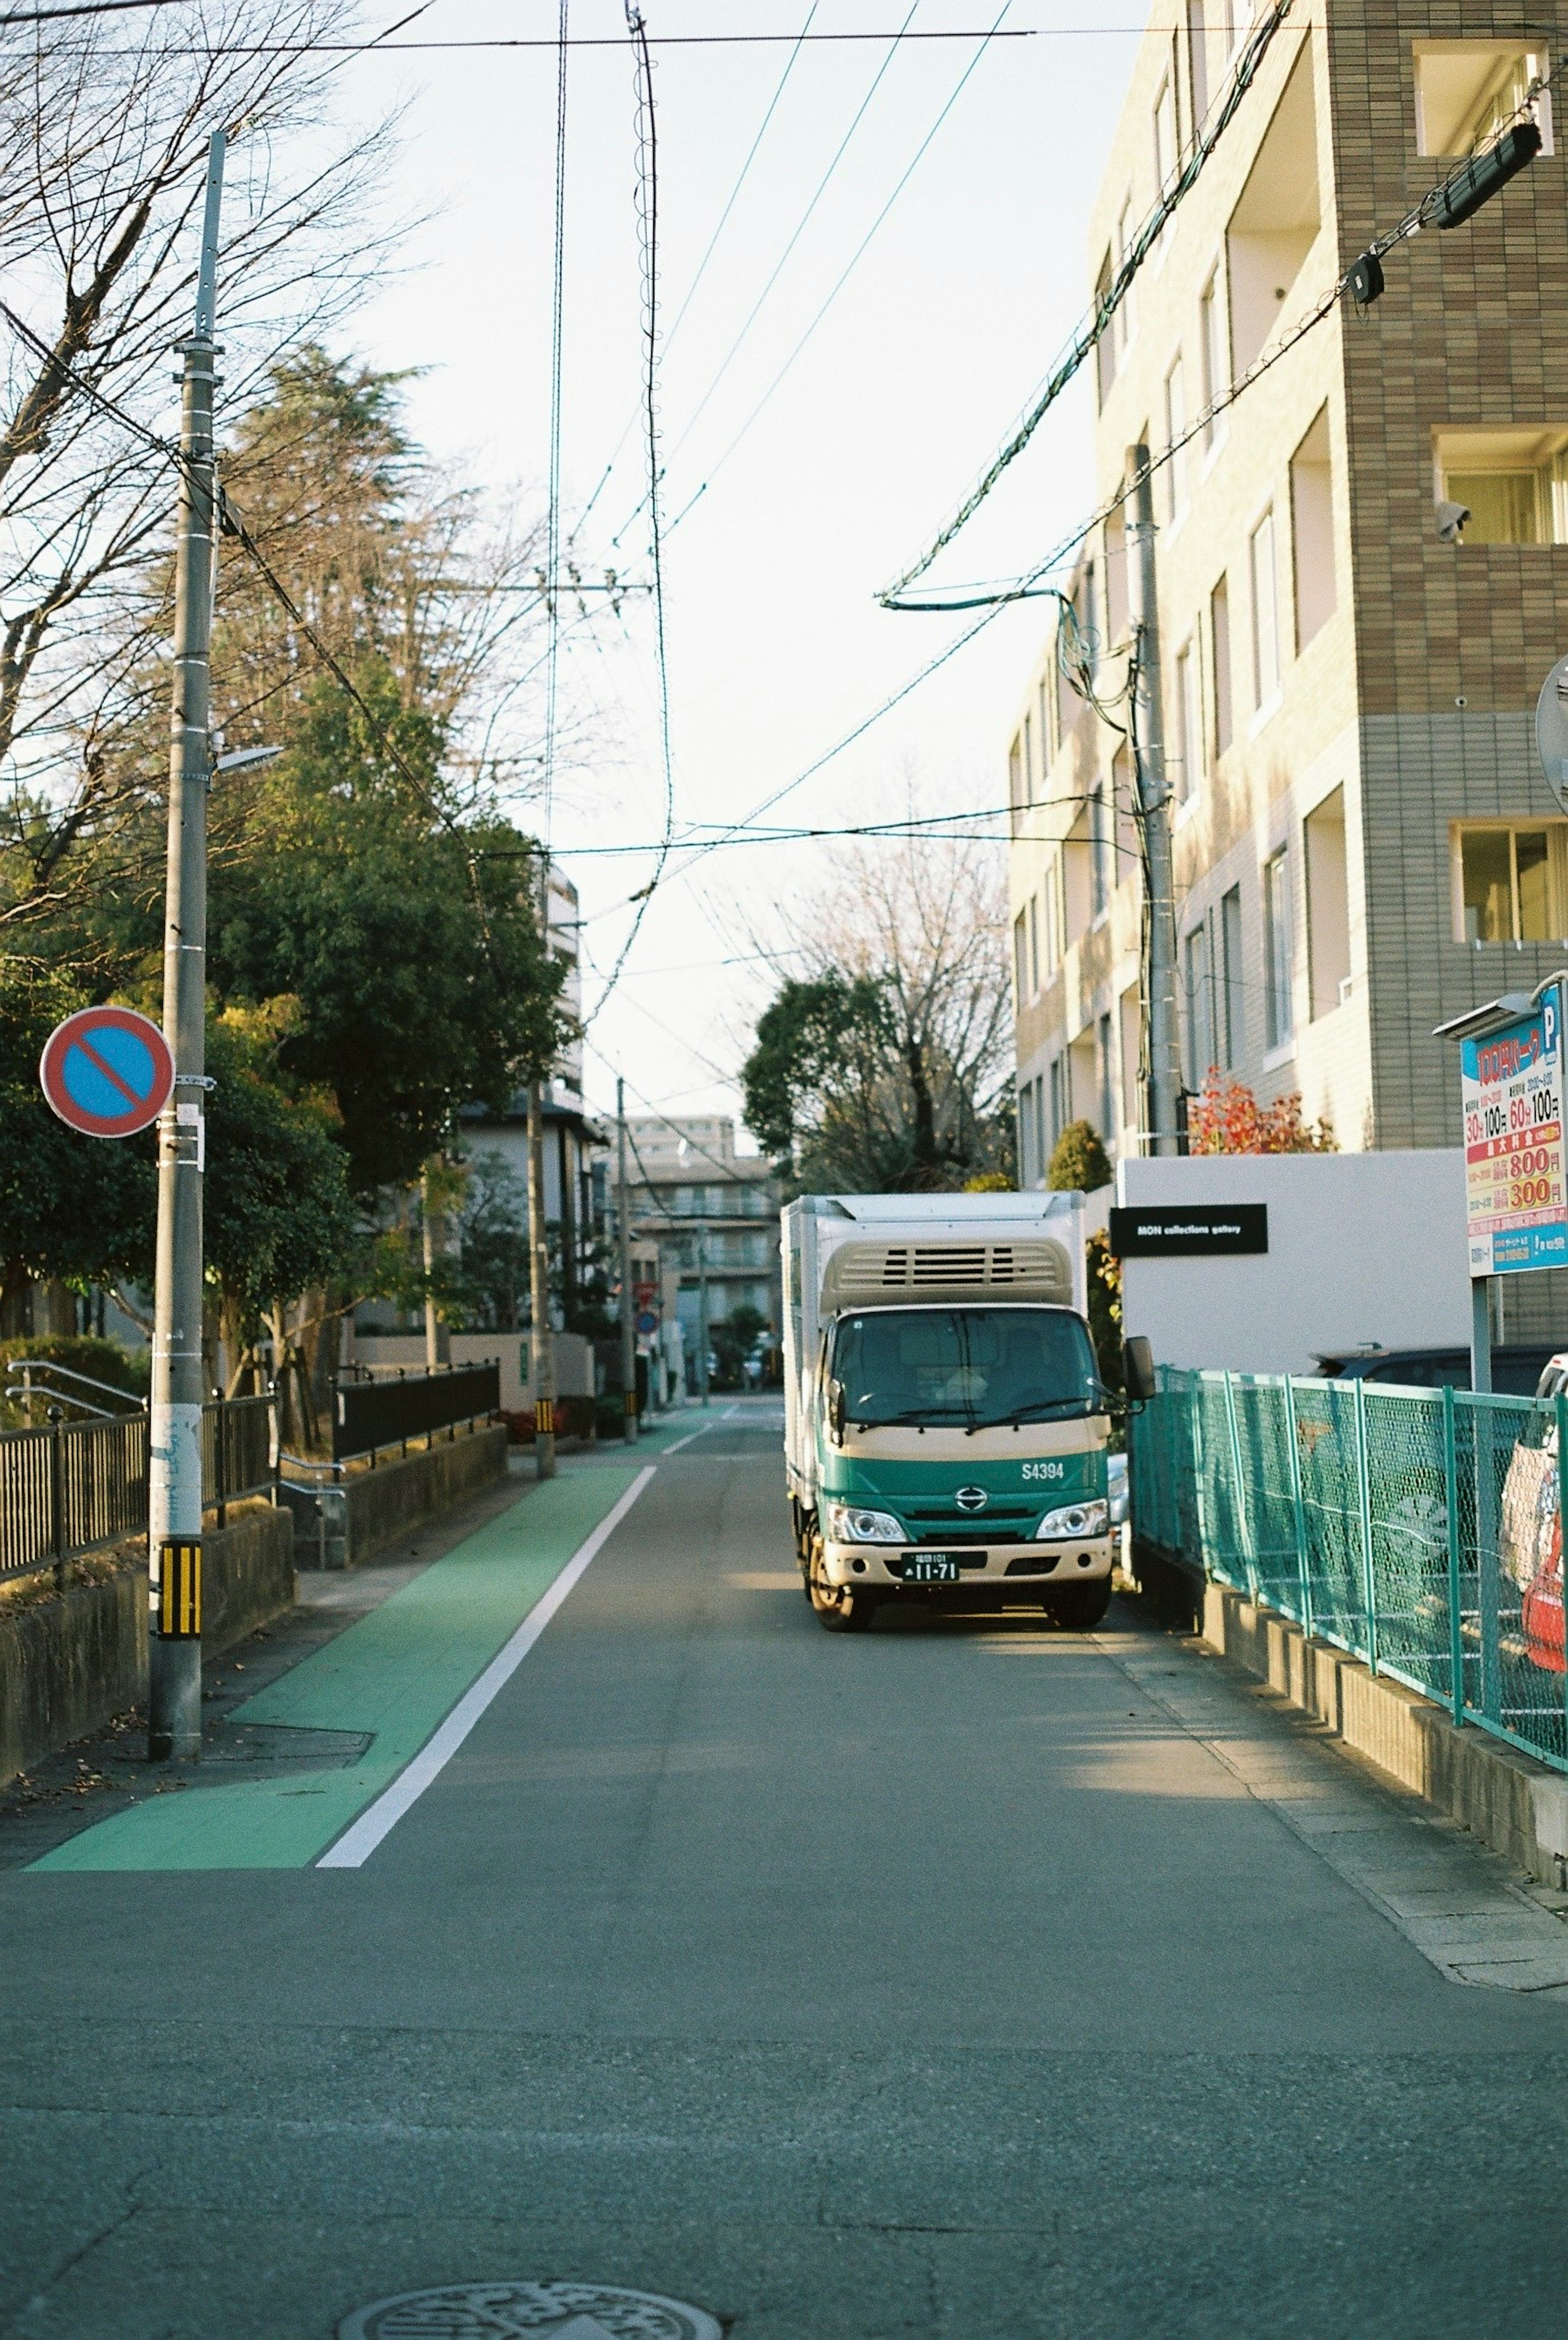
[337, 2282, 723, 2340]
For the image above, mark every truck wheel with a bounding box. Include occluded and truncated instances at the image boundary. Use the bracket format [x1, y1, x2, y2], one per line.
[1048, 1580, 1112, 1630]
[808, 1540, 878, 1632]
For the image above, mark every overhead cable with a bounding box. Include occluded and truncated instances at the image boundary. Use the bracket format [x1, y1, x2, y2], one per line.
[572, 1, 820, 547]
[541, 0, 570, 853]
[612, 0, 922, 554]
[878, 0, 1294, 608]
[667, 0, 1011, 538]
[587, 0, 677, 1024]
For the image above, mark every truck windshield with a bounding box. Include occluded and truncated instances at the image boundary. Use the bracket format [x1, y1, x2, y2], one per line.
[830, 1308, 1100, 1429]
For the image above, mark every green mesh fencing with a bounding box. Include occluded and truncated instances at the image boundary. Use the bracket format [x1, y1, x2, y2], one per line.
[1128, 1367, 1568, 1774]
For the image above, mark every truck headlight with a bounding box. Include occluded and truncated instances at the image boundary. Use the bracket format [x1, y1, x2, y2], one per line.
[1035, 1499, 1109, 1541]
[825, 1503, 904, 1545]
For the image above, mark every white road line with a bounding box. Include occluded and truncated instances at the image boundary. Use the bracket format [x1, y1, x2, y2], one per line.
[661, 1405, 738, 1452]
[316, 1465, 657, 1870]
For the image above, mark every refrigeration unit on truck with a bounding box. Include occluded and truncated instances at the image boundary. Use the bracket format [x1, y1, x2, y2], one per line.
[782, 1191, 1116, 1633]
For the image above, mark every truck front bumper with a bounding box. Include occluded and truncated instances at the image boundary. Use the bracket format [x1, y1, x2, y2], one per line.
[821, 1538, 1114, 1592]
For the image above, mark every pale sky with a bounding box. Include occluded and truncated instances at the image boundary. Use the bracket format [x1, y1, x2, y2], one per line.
[343, 0, 1147, 1146]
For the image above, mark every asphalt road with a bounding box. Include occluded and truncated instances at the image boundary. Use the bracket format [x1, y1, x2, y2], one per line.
[2, 1395, 1567, 2339]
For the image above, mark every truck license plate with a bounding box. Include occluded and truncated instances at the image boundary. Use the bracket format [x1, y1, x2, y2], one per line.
[902, 1554, 964, 1582]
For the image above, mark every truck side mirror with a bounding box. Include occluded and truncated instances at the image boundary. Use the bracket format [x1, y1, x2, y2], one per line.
[1123, 1337, 1157, 1405]
[828, 1378, 846, 1441]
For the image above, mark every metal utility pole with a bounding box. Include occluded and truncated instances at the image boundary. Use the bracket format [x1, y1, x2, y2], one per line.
[148, 129, 225, 1763]
[696, 1222, 710, 1408]
[617, 1078, 637, 1443]
[527, 1075, 557, 1478]
[1129, 443, 1183, 1158]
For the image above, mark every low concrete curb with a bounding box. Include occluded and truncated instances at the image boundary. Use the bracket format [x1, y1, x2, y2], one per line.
[278, 1423, 509, 1570]
[1190, 1572, 1568, 1888]
[0, 1502, 295, 1787]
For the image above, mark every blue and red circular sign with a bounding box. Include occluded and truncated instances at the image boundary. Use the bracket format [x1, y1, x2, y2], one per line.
[39, 1005, 174, 1138]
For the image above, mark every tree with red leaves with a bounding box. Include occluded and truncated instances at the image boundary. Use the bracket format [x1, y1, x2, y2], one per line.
[1187, 1072, 1336, 1155]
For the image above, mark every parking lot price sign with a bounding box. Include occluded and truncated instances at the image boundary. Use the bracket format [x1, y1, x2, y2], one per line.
[1462, 984, 1568, 1275]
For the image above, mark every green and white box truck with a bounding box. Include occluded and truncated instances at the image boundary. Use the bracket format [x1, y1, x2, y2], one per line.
[781, 1191, 1115, 1632]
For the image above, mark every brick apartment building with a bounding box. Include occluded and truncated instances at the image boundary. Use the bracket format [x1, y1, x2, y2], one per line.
[1009, 3, 1568, 1330]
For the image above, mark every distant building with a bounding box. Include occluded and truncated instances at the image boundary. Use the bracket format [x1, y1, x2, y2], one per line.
[621, 1116, 782, 1370]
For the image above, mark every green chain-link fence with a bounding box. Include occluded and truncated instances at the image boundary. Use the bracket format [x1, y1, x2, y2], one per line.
[1129, 1367, 1568, 1773]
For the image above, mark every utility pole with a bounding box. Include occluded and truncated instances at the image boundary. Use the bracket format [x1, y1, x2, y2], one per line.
[528, 1073, 557, 1478]
[148, 129, 225, 1763]
[696, 1221, 710, 1408]
[527, 853, 557, 1477]
[617, 1078, 637, 1443]
[1129, 443, 1183, 1158]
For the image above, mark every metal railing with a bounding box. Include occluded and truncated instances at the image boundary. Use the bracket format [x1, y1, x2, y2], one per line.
[1129, 1367, 1568, 1774]
[331, 1359, 500, 1465]
[0, 1390, 278, 1582]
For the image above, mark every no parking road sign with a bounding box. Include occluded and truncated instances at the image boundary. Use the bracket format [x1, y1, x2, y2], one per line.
[39, 1004, 174, 1138]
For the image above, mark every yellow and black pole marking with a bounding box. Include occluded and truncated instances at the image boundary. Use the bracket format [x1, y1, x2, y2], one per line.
[534, 1397, 553, 1440]
[156, 1540, 203, 1639]
[624, 1390, 637, 1418]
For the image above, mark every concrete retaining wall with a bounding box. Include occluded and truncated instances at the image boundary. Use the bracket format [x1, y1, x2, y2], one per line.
[1192, 1574, 1568, 1887]
[278, 1423, 508, 1571]
[0, 1502, 295, 1787]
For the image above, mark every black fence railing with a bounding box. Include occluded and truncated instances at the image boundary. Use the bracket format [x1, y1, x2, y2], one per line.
[0, 1392, 278, 1583]
[332, 1361, 501, 1464]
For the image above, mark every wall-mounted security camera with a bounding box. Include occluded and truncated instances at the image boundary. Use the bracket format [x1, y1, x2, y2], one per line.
[1436, 500, 1471, 543]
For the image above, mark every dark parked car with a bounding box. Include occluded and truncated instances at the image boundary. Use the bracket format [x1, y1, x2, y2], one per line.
[1310, 1344, 1560, 1397]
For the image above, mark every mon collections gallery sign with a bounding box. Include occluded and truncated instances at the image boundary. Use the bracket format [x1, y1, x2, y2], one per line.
[1108, 1204, 1268, 1258]
[1462, 983, 1568, 1276]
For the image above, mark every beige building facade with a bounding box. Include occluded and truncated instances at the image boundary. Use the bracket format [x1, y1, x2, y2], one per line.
[1009, 0, 1568, 1277]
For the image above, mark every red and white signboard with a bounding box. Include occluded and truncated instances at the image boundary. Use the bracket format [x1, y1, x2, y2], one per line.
[38, 1004, 174, 1138]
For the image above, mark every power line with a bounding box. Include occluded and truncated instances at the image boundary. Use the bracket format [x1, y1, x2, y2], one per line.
[68, 16, 1148, 47]
[879, 0, 1295, 606]
[603, 71, 1562, 907]
[542, 0, 570, 854]
[667, 0, 1011, 537]
[571, 1, 820, 546]
[588, 0, 676, 1022]
[614, 0, 922, 550]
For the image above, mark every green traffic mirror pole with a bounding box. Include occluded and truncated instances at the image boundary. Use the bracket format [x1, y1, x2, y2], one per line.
[149, 128, 225, 1762]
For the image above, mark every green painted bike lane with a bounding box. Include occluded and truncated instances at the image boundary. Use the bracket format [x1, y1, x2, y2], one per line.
[31, 1461, 652, 1875]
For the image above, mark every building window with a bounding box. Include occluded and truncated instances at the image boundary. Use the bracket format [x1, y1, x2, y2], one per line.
[1291, 405, 1336, 648]
[1263, 848, 1294, 1050]
[1033, 1080, 1045, 1183]
[1434, 425, 1568, 546]
[1305, 787, 1351, 1016]
[1018, 1079, 1035, 1185]
[1163, 352, 1187, 521]
[1009, 737, 1025, 835]
[1090, 784, 1111, 919]
[1225, 0, 1254, 59]
[1413, 42, 1553, 157]
[1175, 636, 1203, 801]
[1210, 573, 1232, 753]
[1013, 908, 1029, 1004]
[1454, 824, 1568, 942]
[1114, 194, 1137, 356]
[1227, 49, 1319, 372]
[1187, 2, 1209, 131]
[1027, 894, 1040, 996]
[1022, 708, 1035, 802]
[1039, 673, 1056, 770]
[1184, 920, 1214, 1089]
[1041, 852, 1062, 976]
[1199, 270, 1227, 452]
[1098, 1013, 1116, 1142]
[1154, 69, 1178, 217]
[1250, 508, 1280, 706]
[1220, 884, 1243, 1066]
[1049, 1055, 1067, 1147]
[1095, 250, 1116, 404]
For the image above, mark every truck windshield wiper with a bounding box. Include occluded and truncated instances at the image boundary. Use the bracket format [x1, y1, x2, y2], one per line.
[966, 1395, 1100, 1431]
[855, 1405, 972, 1429]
